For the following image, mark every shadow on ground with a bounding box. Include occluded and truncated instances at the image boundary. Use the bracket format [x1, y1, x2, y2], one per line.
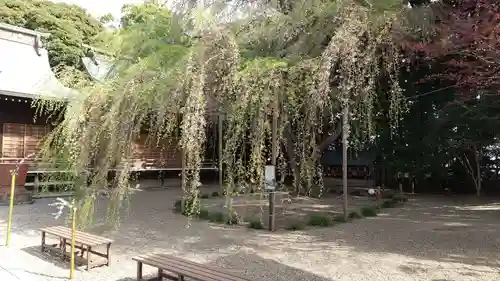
[111, 253, 332, 281]
[2, 188, 500, 281]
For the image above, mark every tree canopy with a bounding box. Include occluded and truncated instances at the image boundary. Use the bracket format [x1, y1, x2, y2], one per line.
[35, 0, 500, 227]
[0, 0, 104, 78]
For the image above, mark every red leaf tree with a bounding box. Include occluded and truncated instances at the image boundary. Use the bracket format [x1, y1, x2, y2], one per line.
[410, 0, 500, 98]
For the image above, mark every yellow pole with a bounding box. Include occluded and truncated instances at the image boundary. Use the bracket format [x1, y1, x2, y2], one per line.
[5, 170, 16, 247]
[69, 207, 77, 280]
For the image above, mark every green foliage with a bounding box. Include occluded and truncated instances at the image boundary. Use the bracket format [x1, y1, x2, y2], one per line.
[226, 211, 240, 225]
[0, 0, 103, 79]
[361, 206, 378, 217]
[285, 221, 306, 231]
[348, 211, 363, 219]
[391, 194, 408, 203]
[333, 214, 348, 223]
[173, 199, 182, 212]
[247, 219, 264, 229]
[209, 212, 225, 223]
[382, 199, 397, 208]
[198, 208, 210, 220]
[307, 214, 333, 227]
[36, 1, 409, 227]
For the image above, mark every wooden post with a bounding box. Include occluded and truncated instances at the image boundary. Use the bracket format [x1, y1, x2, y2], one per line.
[411, 177, 415, 194]
[34, 173, 40, 196]
[342, 102, 349, 221]
[70, 207, 77, 279]
[181, 146, 186, 212]
[5, 170, 16, 247]
[268, 96, 278, 231]
[399, 181, 403, 202]
[218, 114, 223, 189]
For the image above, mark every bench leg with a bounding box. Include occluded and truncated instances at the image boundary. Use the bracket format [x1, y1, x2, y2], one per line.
[178, 274, 184, 281]
[137, 262, 143, 281]
[41, 231, 45, 252]
[106, 243, 111, 266]
[86, 246, 91, 271]
[61, 239, 66, 261]
[80, 245, 85, 258]
[158, 269, 163, 281]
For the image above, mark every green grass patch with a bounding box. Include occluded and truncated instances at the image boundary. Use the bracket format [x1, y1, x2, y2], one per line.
[285, 221, 306, 231]
[248, 219, 264, 229]
[361, 206, 378, 217]
[198, 208, 210, 220]
[209, 212, 225, 223]
[382, 199, 397, 208]
[333, 214, 348, 223]
[307, 214, 333, 227]
[348, 211, 363, 219]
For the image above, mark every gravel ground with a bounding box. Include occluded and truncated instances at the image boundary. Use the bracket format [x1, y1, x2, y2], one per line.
[0, 185, 499, 281]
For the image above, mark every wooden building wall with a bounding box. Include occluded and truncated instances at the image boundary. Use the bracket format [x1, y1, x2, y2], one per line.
[0, 95, 214, 169]
[0, 96, 50, 160]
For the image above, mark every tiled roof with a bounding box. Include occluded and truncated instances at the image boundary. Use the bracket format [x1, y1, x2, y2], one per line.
[0, 23, 75, 100]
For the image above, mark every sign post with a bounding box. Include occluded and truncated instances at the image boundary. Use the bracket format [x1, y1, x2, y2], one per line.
[265, 165, 276, 231]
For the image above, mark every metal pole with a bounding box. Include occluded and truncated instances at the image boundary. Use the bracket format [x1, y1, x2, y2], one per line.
[5, 170, 16, 247]
[70, 207, 77, 279]
[342, 102, 349, 221]
[269, 98, 278, 231]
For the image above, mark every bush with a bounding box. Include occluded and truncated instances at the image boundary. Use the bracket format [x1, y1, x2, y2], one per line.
[382, 199, 397, 208]
[392, 195, 408, 203]
[198, 209, 210, 220]
[200, 193, 210, 199]
[348, 211, 363, 219]
[211, 191, 219, 197]
[226, 212, 239, 225]
[248, 219, 264, 229]
[173, 199, 182, 213]
[361, 206, 378, 217]
[209, 212, 225, 223]
[333, 214, 347, 223]
[285, 221, 305, 231]
[307, 214, 333, 227]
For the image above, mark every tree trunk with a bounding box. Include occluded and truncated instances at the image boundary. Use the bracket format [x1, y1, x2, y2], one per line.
[284, 122, 342, 196]
[474, 145, 482, 197]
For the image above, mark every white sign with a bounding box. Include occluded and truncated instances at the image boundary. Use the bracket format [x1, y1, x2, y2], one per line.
[265, 165, 276, 191]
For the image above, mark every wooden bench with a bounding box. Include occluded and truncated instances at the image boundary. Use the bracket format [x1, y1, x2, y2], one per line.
[133, 253, 252, 281]
[40, 226, 113, 271]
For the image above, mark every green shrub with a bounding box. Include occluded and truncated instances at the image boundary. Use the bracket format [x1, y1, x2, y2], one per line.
[333, 214, 347, 223]
[211, 191, 219, 197]
[173, 199, 182, 212]
[285, 221, 305, 231]
[361, 206, 378, 217]
[200, 193, 210, 199]
[382, 199, 396, 208]
[348, 211, 363, 219]
[226, 212, 240, 225]
[392, 195, 408, 202]
[248, 219, 264, 229]
[307, 214, 333, 227]
[198, 209, 210, 220]
[209, 212, 225, 223]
